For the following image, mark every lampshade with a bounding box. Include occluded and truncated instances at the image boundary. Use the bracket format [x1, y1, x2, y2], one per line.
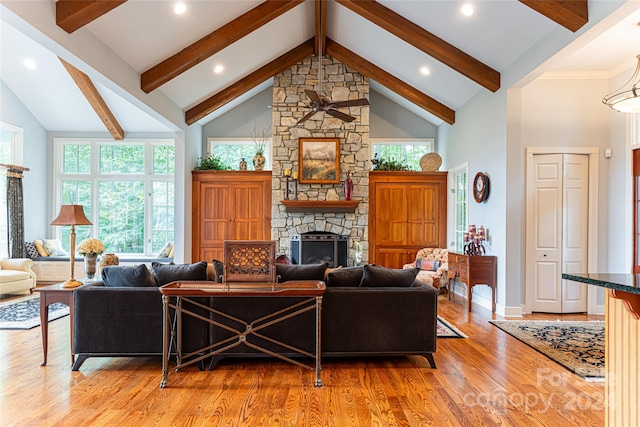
[602, 54, 640, 113]
[50, 205, 92, 226]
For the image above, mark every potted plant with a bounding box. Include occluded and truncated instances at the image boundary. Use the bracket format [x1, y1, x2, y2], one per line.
[194, 154, 231, 171]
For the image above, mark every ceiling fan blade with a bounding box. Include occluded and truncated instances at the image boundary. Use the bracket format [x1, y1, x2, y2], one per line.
[297, 111, 317, 124]
[330, 98, 370, 108]
[326, 109, 356, 122]
[305, 90, 322, 104]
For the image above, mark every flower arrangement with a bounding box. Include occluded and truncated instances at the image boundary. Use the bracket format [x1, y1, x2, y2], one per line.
[252, 124, 270, 156]
[77, 238, 105, 256]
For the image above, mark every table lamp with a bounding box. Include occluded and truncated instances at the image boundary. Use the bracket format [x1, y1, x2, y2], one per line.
[50, 205, 92, 288]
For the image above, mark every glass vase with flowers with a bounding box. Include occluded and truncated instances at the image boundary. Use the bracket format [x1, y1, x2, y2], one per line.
[77, 238, 105, 279]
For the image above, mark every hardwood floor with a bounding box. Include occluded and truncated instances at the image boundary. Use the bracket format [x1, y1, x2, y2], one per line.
[0, 292, 605, 426]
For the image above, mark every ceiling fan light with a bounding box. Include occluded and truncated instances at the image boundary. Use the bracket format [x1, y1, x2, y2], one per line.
[603, 54, 640, 113]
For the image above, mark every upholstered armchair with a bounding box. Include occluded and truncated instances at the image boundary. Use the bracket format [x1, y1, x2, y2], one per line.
[402, 248, 448, 289]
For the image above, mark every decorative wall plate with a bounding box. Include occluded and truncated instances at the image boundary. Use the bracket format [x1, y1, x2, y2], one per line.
[420, 153, 442, 171]
[473, 172, 490, 203]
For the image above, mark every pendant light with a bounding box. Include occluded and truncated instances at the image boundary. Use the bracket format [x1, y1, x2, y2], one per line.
[602, 54, 640, 113]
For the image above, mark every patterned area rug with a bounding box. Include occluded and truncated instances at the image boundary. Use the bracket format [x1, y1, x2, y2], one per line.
[437, 316, 467, 338]
[0, 295, 69, 330]
[489, 320, 604, 380]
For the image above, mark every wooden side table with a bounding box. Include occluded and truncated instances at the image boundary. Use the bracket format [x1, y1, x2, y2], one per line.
[448, 252, 497, 312]
[34, 283, 79, 367]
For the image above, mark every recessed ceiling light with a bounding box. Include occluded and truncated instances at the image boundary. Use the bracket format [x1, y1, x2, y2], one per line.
[23, 58, 36, 70]
[174, 2, 186, 15]
[461, 4, 474, 17]
[420, 67, 430, 76]
[213, 65, 224, 74]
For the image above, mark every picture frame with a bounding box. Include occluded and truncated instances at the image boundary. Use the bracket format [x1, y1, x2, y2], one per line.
[298, 137, 340, 184]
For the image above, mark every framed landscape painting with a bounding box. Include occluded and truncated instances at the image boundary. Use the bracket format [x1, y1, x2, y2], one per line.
[298, 137, 340, 184]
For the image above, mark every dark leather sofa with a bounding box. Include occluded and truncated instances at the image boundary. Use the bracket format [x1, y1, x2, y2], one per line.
[72, 262, 438, 370]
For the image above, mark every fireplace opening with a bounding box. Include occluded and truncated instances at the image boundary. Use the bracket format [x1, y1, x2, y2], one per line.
[290, 232, 349, 267]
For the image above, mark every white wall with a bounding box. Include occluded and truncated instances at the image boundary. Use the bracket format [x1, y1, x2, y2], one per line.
[370, 91, 438, 141]
[0, 81, 48, 241]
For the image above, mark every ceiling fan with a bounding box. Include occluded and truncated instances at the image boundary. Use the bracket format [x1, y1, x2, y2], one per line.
[298, 89, 370, 123]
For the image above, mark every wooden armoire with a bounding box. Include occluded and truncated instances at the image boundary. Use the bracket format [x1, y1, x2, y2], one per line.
[192, 170, 272, 262]
[369, 171, 447, 268]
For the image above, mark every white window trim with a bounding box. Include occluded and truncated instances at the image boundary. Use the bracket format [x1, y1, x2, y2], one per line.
[207, 137, 272, 170]
[53, 138, 174, 256]
[370, 138, 435, 154]
[448, 162, 469, 252]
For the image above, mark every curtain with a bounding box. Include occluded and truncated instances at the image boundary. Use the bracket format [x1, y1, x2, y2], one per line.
[6, 169, 25, 258]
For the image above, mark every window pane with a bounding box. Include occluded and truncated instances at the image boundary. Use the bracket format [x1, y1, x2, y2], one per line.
[98, 181, 145, 253]
[63, 144, 91, 174]
[154, 145, 175, 174]
[211, 144, 265, 170]
[151, 181, 174, 253]
[372, 142, 432, 171]
[100, 145, 144, 174]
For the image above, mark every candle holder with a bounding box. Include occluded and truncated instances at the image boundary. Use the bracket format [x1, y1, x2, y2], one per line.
[285, 176, 290, 200]
[463, 225, 486, 255]
[293, 177, 298, 200]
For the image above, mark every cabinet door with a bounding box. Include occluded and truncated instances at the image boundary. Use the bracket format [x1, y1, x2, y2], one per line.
[232, 184, 268, 240]
[375, 184, 407, 245]
[407, 184, 439, 246]
[375, 248, 413, 269]
[201, 184, 232, 247]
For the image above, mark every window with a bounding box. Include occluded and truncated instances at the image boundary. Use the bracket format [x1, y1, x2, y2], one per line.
[54, 139, 174, 256]
[371, 138, 435, 171]
[207, 138, 271, 170]
[0, 122, 23, 259]
[449, 163, 468, 253]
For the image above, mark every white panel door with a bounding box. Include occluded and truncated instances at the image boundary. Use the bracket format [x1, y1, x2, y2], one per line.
[532, 154, 563, 312]
[561, 154, 588, 312]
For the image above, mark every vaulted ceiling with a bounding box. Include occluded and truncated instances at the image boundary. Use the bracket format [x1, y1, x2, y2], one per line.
[1, 0, 637, 136]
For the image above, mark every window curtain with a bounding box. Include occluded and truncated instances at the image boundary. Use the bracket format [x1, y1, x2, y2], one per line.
[6, 168, 25, 258]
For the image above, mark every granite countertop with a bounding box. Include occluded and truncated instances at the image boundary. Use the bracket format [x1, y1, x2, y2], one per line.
[562, 273, 640, 295]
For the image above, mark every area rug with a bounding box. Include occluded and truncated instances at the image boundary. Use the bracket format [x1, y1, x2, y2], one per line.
[489, 320, 604, 380]
[0, 295, 69, 330]
[437, 316, 467, 338]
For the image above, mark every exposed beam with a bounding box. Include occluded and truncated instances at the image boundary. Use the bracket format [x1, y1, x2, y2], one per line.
[326, 39, 455, 125]
[142, 0, 305, 94]
[59, 58, 125, 140]
[315, 0, 327, 56]
[519, 0, 588, 32]
[56, 0, 127, 34]
[335, 0, 500, 93]
[185, 39, 315, 125]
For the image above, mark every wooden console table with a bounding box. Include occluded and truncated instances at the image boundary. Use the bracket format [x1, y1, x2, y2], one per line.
[448, 252, 497, 312]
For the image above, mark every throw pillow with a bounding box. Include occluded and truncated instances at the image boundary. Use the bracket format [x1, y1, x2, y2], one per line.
[416, 259, 441, 271]
[43, 239, 68, 256]
[212, 259, 224, 283]
[34, 239, 49, 257]
[360, 265, 419, 288]
[25, 242, 39, 259]
[102, 264, 157, 288]
[157, 241, 173, 258]
[324, 265, 342, 279]
[275, 263, 328, 282]
[325, 265, 365, 287]
[151, 261, 208, 286]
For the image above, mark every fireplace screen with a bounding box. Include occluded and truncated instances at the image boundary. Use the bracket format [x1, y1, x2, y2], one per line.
[290, 232, 348, 268]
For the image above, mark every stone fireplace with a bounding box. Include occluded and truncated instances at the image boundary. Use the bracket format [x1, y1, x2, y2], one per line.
[270, 55, 370, 266]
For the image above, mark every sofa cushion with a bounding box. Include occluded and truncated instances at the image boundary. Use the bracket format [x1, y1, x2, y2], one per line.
[276, 263, 328, 282]
[25, 242, 40, 260]
[102, 264, 157, 288]
[151, 261, 208, 286]
[416, 259, 441, 271]
[0, 270, 31, 283]
[212, 259, 224, 283]
[360, 265, 419, 288]
[34, 239, 49, 257]
[43, 239, 68, 256]
[326, 266, 365, 287]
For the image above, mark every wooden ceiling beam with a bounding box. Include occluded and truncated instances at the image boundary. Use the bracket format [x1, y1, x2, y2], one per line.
[326, 39, 455, 125]
[185, 39, 315, 125]
[335, 0, 500, 93]
[59, 58, 125, 140]
[315, 0, 327, 56]
[56, 0, 127, 34]
[519, 0, 588, 32]
[142, 0, 305, 94]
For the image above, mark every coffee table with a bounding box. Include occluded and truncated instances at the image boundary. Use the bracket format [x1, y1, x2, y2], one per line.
[159, 280, 326, 388]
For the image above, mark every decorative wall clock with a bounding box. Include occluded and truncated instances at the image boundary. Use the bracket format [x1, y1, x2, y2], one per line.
[473, 172, 490, 203]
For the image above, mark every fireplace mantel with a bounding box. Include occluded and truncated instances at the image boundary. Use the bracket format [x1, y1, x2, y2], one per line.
[281, 200, 360, 213]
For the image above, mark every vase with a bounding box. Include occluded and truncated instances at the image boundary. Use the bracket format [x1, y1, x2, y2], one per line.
[252, 153, 265, 171]
[239, 158, 248, 170]
[344, 170, 354, 201]
[84, 253, 98, 279]
[100, 253, 120, 269]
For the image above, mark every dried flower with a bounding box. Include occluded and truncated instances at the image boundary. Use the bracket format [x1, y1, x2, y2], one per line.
[252, 123, 270, 155]
[77, 238, 105, 256]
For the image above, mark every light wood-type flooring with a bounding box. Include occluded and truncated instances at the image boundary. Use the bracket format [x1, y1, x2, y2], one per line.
[0, 291, 605, 426]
